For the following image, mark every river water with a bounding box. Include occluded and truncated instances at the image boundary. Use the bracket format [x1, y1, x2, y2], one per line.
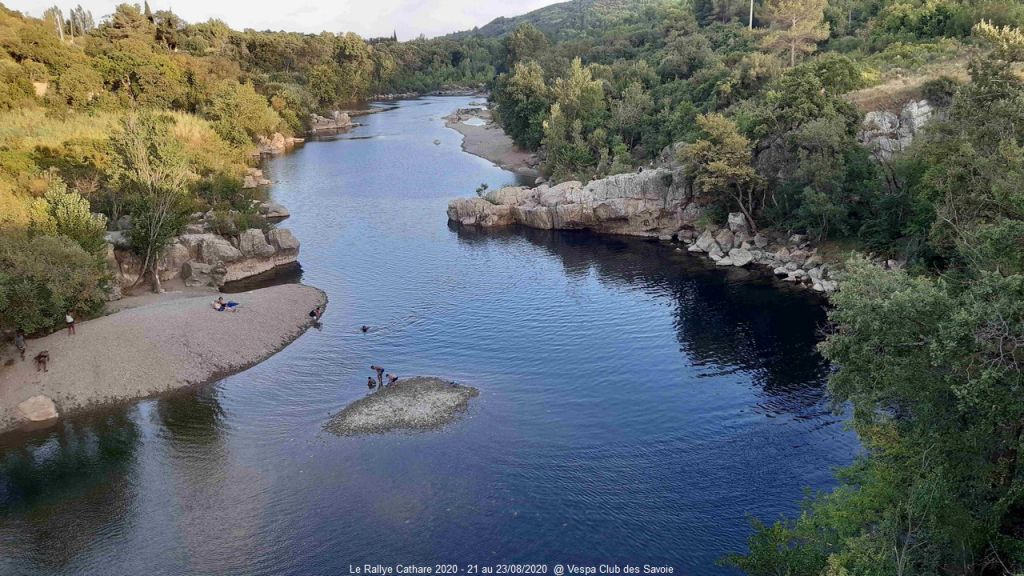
[0, 97, 859, 576]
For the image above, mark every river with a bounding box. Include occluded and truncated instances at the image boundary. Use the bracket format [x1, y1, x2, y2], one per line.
[0, 97, 859, 576]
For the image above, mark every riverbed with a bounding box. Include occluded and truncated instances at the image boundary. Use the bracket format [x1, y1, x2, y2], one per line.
[0, 97, 859, 575]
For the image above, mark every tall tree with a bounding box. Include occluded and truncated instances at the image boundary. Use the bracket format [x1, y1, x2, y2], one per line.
[681, 113, 764, 230]
[110, 114, 194, 293]
[760, 0, 830, 66]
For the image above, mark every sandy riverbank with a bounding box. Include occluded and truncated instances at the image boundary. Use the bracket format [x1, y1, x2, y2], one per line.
[445, 107, 540, 179]
[0, 283, 326, 433]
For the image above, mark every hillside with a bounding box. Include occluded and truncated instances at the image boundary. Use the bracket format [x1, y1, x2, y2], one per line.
[447, 0, 655, 39]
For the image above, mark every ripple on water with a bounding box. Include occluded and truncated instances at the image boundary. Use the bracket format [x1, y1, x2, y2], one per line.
[0, 97, 858, 576]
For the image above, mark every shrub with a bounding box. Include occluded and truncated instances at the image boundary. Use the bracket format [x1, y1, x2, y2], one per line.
[0, 231, 107, 334]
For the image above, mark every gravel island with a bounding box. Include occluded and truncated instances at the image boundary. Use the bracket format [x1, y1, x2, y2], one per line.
[325, 376, 479, 436]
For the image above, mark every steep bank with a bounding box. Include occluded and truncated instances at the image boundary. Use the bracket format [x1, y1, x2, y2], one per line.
[0, 284, 326, 433]
[444, 107, 540, 178]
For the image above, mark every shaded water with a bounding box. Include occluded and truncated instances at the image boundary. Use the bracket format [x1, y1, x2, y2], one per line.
[0, 97, 858, 576]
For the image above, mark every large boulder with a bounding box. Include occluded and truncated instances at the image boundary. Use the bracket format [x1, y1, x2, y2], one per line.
[182, 261, 214, 287]
[238, 228, 276, 258]
[259, 201, 289, 219]
[18, 395, 58, 422]
[267, 228, 301, 253]
[446, 197, 514, 227]
[157, 242, 191, 281]
[727, 212, 749, 234]
[198, 235, 243, 264]
[728, 248, 754, 267]
[714, 229, 735, 252]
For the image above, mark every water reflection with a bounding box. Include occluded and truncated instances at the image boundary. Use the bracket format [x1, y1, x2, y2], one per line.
[0, 411, 139, 571]
[451, 224, 831, 416]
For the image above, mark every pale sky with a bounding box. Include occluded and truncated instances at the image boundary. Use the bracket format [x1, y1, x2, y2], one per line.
[7, 0, 562, 39]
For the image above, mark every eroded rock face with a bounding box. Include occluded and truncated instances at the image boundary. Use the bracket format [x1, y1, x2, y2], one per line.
[447, 168, 700, 237]
[860, 100, 934, 160]
[239, 228, 276, 258]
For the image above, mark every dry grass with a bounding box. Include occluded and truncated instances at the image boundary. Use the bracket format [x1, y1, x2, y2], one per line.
[845, 59, 971, 112]
[0, 107, 122, 148]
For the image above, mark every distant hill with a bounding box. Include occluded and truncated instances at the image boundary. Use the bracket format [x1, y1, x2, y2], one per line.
[446, 0, 657, 39]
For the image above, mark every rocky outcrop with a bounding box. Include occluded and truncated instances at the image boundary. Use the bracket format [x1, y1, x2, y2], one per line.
[259, 200, 289, 219]
[310, 111, 353, 132]
[685, 214, 840, 294]
[109, 224, 301, 292]
[860, 99, 934, 160]
[257, 132, 305, 155]
[448, 168, 700, 237]
[242, 167, 273, 188]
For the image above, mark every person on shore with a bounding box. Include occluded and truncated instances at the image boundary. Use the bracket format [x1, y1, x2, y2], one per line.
[14, 330, 26, 361]
[387, 373, 398, 386]
[34, 350, 49, 372]
[371, 365, 384, 386]
[309, 306, 323, 323]
[213, 297, 240, 312]
[65, 312, 75, 335]
[367, 376, 377, 390]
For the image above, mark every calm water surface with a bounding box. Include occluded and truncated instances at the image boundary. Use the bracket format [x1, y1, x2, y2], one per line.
[0, 97, 859, 576]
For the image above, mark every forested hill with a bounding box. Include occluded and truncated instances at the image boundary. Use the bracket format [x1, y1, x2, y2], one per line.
[446, 0, 651, 40]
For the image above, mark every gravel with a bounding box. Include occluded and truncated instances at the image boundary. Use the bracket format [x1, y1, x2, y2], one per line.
[0, 283, 326, 433]
[325, 377, 479, 436]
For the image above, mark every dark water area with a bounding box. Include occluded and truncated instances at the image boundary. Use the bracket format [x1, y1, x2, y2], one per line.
[0, 97, 859, 576]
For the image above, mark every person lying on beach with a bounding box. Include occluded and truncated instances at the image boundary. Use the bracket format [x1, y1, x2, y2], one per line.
[387, 374, 398, 386]
[370, 365, 384, 386]
[14, 330, 26, 361]
[309, 306, 323, 322]
[34, 350, 49, 373]
[212, 297, 240, 312]
[367, 376, 377, 390]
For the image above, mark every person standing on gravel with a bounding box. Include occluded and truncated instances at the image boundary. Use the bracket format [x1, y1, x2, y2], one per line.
[65, 312, 75, 335]
[14, 330, 26, 360]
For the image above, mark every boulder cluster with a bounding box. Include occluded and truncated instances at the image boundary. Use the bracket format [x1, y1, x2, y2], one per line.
[256, 132, 305, 155]
[309, 111, 353, 133]
[448, 168, 701, 236]
[105, 206, 300, 296]
[682, 213, 839, 294]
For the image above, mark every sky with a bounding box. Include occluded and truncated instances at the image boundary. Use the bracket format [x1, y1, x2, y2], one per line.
[8, 0, 563, 39]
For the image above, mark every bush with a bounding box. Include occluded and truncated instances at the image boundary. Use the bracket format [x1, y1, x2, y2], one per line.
[0, 231, 107, 334]
[0, 60, 37, 111]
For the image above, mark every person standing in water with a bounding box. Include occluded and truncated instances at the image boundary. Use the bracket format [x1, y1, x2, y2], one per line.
[367, 376, 377, 390]
[371, 365, 384, 387]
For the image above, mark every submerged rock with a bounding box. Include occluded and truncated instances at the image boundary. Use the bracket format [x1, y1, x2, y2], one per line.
[325, 377, 479, 436]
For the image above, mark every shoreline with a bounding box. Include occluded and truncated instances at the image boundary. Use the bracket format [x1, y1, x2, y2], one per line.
[444, 107, 541, 179]
[0, 283, 326, 434]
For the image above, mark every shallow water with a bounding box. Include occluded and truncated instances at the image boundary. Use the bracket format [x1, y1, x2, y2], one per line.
[0, 97, 859, 576]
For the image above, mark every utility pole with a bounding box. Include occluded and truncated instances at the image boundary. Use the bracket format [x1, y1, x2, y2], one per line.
[749, 0, 754, 29]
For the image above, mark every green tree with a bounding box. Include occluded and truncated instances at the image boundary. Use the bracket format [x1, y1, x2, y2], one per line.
[493, 60, 551, 149]
[503, 23, 549, 68]
[40, 177, 107, 255]
[109, 113, 194, 293]
[681, 113, 764, 230]
[0, 231, 106, 334]
[206, 79, 283, 147]
[760, 0, 830, 66]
